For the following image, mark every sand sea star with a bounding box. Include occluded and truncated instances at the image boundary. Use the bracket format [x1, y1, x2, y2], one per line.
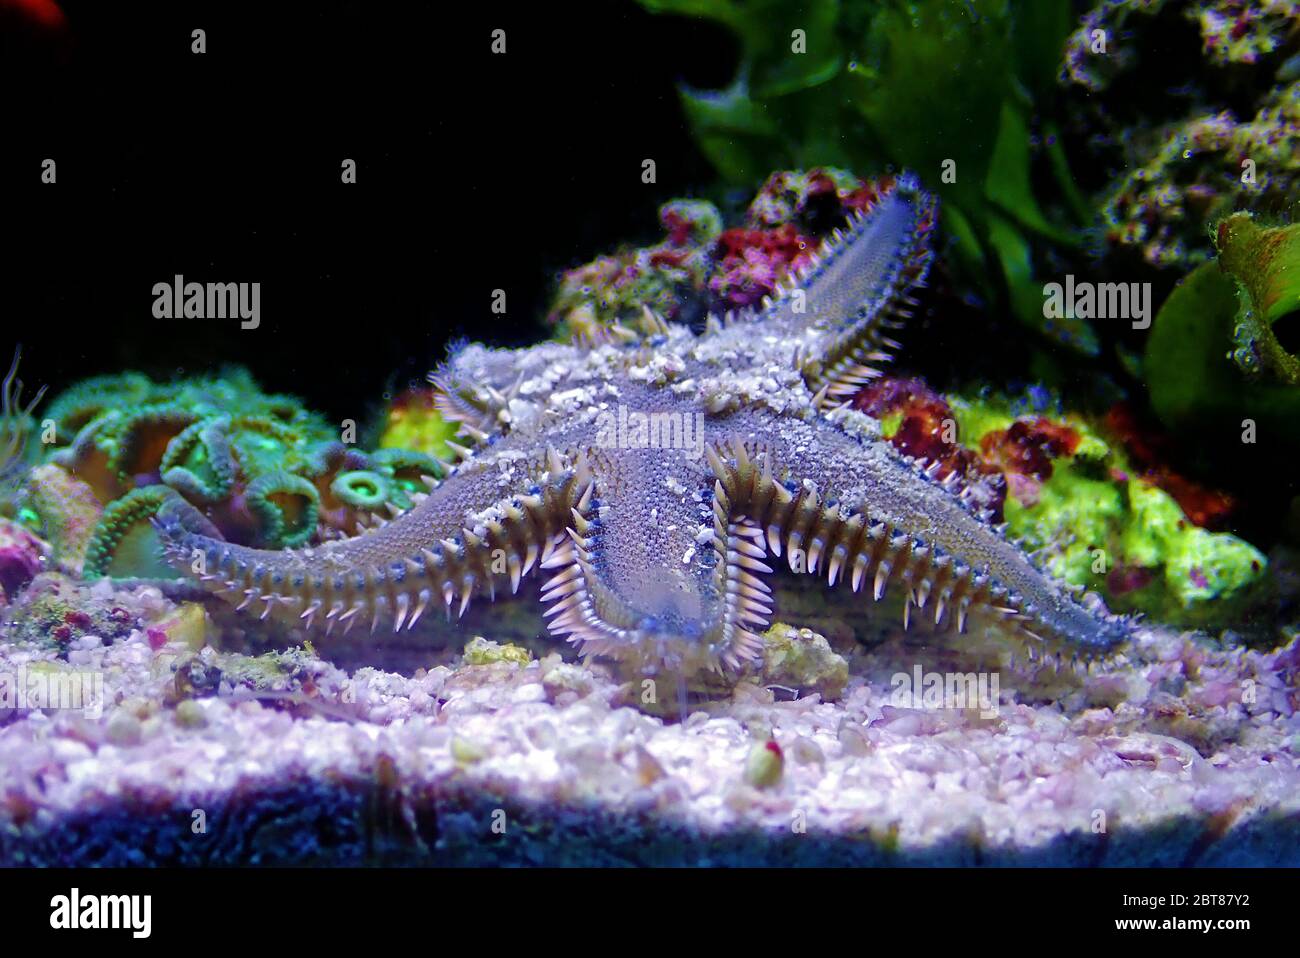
[155, 174, 1134, 677]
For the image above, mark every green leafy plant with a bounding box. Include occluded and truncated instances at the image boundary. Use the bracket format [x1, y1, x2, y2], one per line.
[1146, 214, 1300, 448]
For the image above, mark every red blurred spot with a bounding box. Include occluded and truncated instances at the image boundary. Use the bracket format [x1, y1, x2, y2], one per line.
[1104, 403, 1237, 529]
[0, 0, 66, 30]
[715, 224, 815, 270]
[64, 610, 93, 630]
[1106, 565, 1154, 596]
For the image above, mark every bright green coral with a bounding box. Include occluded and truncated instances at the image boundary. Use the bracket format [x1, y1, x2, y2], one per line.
[1126, 484, 1265, 612]
[43, 372, 152, 440]
[84, 485, 185, 579]
[32, 368, 443, 578]
[159, 416, 238, 503]
[48, 369, 338, 503]
[949, 395, 1267, 626]
[329, 470, 390, 511]
[246, 471, 320, 549]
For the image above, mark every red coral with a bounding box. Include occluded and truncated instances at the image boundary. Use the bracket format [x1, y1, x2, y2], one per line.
[851, 378, 1007, 523]
[1106, 564, 1155, 596]
[979, 419, 1081, 506]
[854, 377, 970, 476]
[1103, 403, 1237, 529]
[981, 419, 1081, 482]
[840, 174, 897, 215]
[0, 519, 45, 604]
[708, 224, 816, 310]
[64, 610, 92, 630]
[660, 206, 700, 247]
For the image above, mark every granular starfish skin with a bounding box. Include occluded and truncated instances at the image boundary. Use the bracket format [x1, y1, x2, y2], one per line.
[155, 174, 1133, 678]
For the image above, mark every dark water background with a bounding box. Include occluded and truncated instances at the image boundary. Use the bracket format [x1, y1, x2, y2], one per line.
[2, 0, 734, 422]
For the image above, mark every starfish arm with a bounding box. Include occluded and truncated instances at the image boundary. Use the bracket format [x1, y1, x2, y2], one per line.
[430, 340, 583, 439]
[712, 411, 1132, 657]
[154, 445, 591, 634]
[728, 174, 937, 402]
[539, 446, 768, 673]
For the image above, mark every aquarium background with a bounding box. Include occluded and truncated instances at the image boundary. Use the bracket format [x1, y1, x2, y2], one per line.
[3, 1, 730, 414]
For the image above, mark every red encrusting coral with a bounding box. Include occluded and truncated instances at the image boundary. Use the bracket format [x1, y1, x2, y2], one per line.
[708, 224, 816, 310]
[708, 169, 901, 310]
[850, 378, 1010, 521]
[979, 419, 1081, 506]
[853, 377, 976, 479]
[0, 519, 45, 604]
[1103, 403, 1237, 530]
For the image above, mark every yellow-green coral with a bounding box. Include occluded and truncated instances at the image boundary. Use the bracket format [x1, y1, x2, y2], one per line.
[24, 464, 101, 575]
[377, 392, 460, 462]
[950, 395, 1266, 626]
[462, 636, 533, 667]
[757, 624, 849, 700]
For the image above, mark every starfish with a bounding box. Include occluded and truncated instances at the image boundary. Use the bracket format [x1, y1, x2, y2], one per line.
[156, 173, 1132, 677]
